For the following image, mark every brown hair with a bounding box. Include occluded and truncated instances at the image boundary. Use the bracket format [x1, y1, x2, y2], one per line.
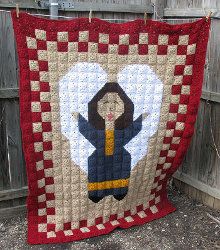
[88, 82, 134, 130]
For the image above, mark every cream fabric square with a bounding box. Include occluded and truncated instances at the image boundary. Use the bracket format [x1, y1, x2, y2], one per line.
[57, 32, 68, 42]
[33, 122, 42, 133]
[178, 104, 187, 114]
[35, 29, 46, 40]
[29, 60, 39, 71]
[99, 33, 109, 44]
[34, 142, 43, 152]
[26, 37, 37, 49]
[40, 71, 49, 82]
[181, 85, 190, 95]
[38, 178, 45, 188]
[119, 34, 129, 45]
[184, 65, 193, 75]
[31, 102, 41, 112]
[31, 81, 40, 91]
[158, 35, 168, 45]
[38, 223, 47, 233]
[38, 50, 48, 61]
[79, 31, 89, 42]
[139, 33, 148, 44]
[40, 92, 51, 102]
[36, 160, 44, 171]
[178, 35, 189, 45]
[187, 44, 196, 55]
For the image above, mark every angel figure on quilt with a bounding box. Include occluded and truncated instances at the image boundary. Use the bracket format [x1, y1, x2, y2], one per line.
[72, 82, 148, 203]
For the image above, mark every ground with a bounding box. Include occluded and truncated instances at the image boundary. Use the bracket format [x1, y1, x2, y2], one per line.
[0, 187, 220, 250]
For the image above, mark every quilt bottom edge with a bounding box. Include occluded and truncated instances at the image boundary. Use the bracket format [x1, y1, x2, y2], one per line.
[27, 194, 176, 245]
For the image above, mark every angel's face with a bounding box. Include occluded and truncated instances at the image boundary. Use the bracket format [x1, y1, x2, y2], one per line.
[97, 92, 124, 122]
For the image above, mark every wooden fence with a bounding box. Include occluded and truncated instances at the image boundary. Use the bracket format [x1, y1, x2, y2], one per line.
[0, 0, 219, 216]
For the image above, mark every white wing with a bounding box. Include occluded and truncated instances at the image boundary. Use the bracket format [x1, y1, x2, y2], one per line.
[117, 64, 164, 169]
[59, 63, 107, 173]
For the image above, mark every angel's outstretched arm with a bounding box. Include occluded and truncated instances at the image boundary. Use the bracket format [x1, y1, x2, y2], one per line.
[123, 113, 148, 145]
[72, 112, 97, 147]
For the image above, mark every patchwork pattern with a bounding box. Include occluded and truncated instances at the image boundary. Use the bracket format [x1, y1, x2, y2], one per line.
[11, 12, 210, 244]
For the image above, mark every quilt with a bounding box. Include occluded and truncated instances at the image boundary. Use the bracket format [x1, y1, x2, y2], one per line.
[11, 12, 210, 244]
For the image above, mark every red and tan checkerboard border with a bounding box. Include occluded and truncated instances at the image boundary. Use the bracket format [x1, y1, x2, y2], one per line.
[12, 11, 210, 244]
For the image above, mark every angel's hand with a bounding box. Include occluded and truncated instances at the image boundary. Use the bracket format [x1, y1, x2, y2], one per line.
[142, 112, 149, 120]
[72, 112, 79, 120]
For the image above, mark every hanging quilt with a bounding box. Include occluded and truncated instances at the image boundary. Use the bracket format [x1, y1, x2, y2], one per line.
[11, 12, 210, 244]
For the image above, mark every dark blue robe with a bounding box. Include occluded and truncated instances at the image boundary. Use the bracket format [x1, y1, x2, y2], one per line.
[78, 114, 142, 202]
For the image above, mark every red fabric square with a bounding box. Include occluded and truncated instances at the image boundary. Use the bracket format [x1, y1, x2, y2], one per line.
[177, 45, 187, 55]
[169, 104, 179, 113]
[57, 42, 68, 52]
[182, 75, 192, 85]
[40, 82, 50, 92]
[157, 45, 168, 55]
[109, 34, 119, 44]
[172, 85, 182, 95]
[174, 65, 185, 75]
[33, 132, 43, 142]
[78, 42, 88, 52]
[31, 91, 40, 101]
[98, 43, 108, 53]
[43, 141, 52, 151]
[167, 121, 176, 129]
[148, 34, 158, 45]
[138, 44, 148, 55]
[64, 222, 71, 230]
[39, 61, 48, 71]
[47, 224, 56, 232]
[42, 122, 52, 132]
[32, 112, 42, 122]
[89, 32, 99, 43]
[186, 54, 195, 65]
[46, 31, 57, 41]
[41, 102, 51, 112]
[37, 40, 47, 50]
[118, 45, 129, 55]
[129, 34, 139, 45]
[29, 71, 39, 81]
[95, 217, 103, 224]
[79, 220, 87, 228]
[180, 94, 190, 104]
[28, 49, 38, 60]
[68, 31, 79, 42]
[168, 35, 179, 45]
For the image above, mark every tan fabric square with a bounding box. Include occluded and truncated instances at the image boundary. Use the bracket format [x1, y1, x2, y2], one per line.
[47, 41, 57, 51]
[38, 223, 47, 233]
[139, 33, 148, 44]
[163, 163, 172, 169]
[175, 122, 185, 130]
[29, 60, 39, 71]
[181, 85, 190, 95]
[38, 194, 46, 203]
[79, 31, 89, 42]
[38, 178, 45, 188]
[167, 45, 177, 55]
[31, 102, 41, 112]
[36, 160, 44, 171]
[42, 112, 51, 122]
[43, 132, 52, 142]
[157, 55, 167, 65]
[38, 50, 48, 61]
[88, 43, 98, 53]
[128, 45, 138, 54]
[165, 129, 174, 137]
[119, 34, 129, 45]
[40, 92, 51, 102]
[172, 137, 181, 144]
[184, 65, 193, 75]
[40, 71, 49, 82]
[99, 33, 109, 44]
[178, 104, 187, 114]
[178, 35, 189, 45]
[33, 122, 42, 133]
[26, 37, 37, 49]
[43, 150, 52, 160]
[57, 32, 68, 42]
[34, 142, 43, 152]
[38, 208, 46, 216]
[148, 45, 157, 55]
[68, 42, 78, 52]
[170, 95, 180, 104]
[47, 232, 56, 238]
[108, 45, 118, 54]
[187, 44, 196, 55]
[176, 55, 186, 65]
[35, 29, 46, 40]
[174, 76, 183, 85]
[168, 150, 176, 157]
[158, 35, 168, 45]
[31, 81, 40, 91]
